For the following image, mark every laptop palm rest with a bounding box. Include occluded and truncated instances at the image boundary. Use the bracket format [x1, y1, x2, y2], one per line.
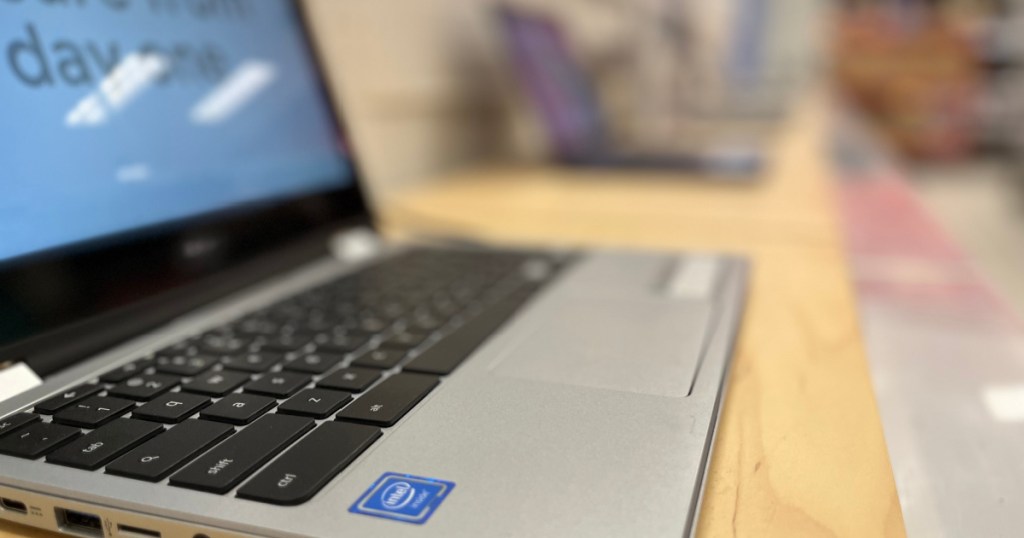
[490, 296, 710, 398]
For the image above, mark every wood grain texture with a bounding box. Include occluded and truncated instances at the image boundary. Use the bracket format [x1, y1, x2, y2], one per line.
[0, 96, 905, 538]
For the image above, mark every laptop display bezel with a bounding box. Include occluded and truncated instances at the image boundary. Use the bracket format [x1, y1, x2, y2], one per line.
[0, 0, 373, 374]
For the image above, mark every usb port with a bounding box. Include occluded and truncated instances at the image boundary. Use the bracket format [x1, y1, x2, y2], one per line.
[117, 523, 161, 538]
[0, 497, 27, 514]
[56, 508, 103, 537]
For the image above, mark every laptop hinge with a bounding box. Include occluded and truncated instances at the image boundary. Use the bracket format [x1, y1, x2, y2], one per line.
[0, 361, 43, 403]
[329, 226, 385, 262]
[6, 227, 341, 378]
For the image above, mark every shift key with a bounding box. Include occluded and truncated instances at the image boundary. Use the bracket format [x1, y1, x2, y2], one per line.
[336, 373, 438, 427]
[170, 414, 314, 494]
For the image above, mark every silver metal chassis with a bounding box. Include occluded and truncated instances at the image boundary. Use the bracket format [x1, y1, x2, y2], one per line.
[0, 242, 747, 538]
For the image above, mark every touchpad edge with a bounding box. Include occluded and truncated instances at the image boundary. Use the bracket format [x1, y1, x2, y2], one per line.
[489, 296, 710, 398]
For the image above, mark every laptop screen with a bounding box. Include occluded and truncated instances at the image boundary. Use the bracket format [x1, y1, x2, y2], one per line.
[0, 0, 352, 264]
[0, 1, 368, 370]
[498, 7, 607, 160]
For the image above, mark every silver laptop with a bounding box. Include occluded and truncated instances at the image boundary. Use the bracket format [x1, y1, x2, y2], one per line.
[0, 2, 747, 537]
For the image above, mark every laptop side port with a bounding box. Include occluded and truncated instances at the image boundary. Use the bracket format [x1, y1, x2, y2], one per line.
[55, 508, 103, 537]
[0, 497, 27, 514]
[117, 523, 161, 537]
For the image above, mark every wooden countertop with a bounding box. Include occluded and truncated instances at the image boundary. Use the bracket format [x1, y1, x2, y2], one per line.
[0, 95, 905, 538]
[378, 96, 906, 537]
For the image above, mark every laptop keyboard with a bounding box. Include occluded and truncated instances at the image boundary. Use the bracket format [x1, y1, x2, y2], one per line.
[0, 248, 566, 505]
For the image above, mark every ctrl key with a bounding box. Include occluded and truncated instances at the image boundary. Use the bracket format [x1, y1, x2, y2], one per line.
[0, 422, 80, 459]
[237, 422, 381, 505]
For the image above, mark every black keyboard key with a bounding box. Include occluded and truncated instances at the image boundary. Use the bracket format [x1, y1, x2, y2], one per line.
[156, 339, 201, 356]
[317, 368, 381, 393]
[268, 302, 305, 321]
[33, 384, 103, 414]
[221, 352, 281, 373]
[53, 396, 135, 428]
[336, 373, 438, 427]
[181, 370, 250, 397]
[245, 372, 311, 398]
[132, 393, 211, 424]
[200, 393, 276, 425]
[170, 414, 314, 494]
[155, 354, 217, 377]
[431, 297, 460, 317]
[350, 348, 406, 370]
[357, 316, 390, 333]
[282, 352, 344, 375]
[109, 374, 180, 401]
[255, 333, 312, 353]
[99, 359, 154, 383]
[47, 419, 163, 470]
[0, 422, 80, 458]
[107, 419, 234, 481]
[232, 317, 280, 336]
[382, 330, 432, 349]
[404, 291, 533, 375]
[198, 333, 250, 354]
[0, 413, 41, 437]
[302, 316, 338, 332]
[410, 313, 446, 332]
[237, 422, 381, 505]
[312, 333, 370, 355]
[277, 389, 352, 419]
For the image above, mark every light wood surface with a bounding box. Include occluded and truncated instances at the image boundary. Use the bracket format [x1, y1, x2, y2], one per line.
[0, 95, 905, 538]
[379, 95, 907, 537]
[0, 523, 51, 538]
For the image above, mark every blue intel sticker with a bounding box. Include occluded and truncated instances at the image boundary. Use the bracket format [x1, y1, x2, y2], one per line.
[350, 472, 455, 525]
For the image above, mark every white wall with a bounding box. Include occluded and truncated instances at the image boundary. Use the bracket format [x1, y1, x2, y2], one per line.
[304, 0, 512, 205]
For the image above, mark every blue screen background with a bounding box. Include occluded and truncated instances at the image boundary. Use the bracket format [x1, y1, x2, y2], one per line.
[0, 0, 352, 263]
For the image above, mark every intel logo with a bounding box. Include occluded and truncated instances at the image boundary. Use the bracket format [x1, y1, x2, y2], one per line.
[380, 481, 416, 510]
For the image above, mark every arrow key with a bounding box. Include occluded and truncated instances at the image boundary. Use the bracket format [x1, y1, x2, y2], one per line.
[34, 384, 103, 414]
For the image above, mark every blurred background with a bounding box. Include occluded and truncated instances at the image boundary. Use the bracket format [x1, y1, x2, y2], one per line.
[304, 0, 1024, 313]
[305, 0, 823, 198]
[833, 0, 1024, 312]
[301, 1, 1024, 536]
